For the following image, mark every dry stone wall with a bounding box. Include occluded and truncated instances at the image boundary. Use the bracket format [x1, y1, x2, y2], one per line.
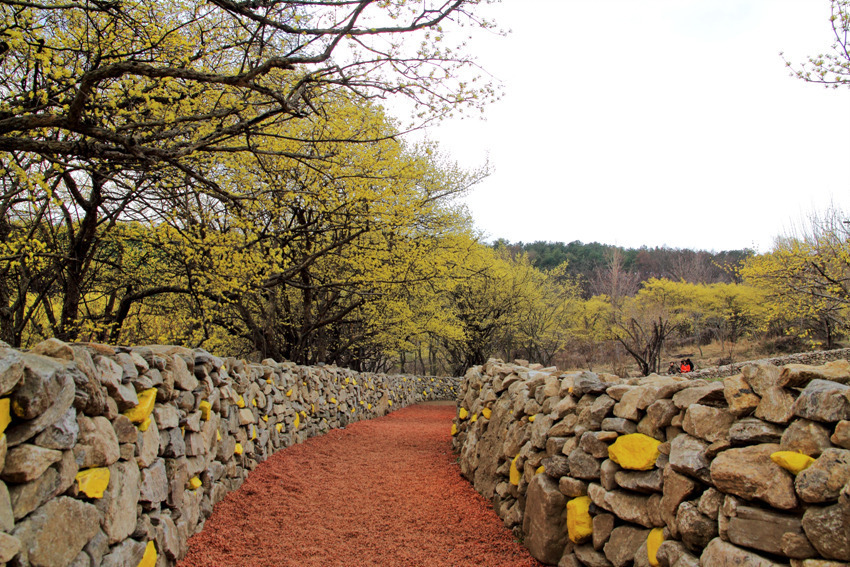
[0, 338, 459, 567]
[452, 357, 850, 567]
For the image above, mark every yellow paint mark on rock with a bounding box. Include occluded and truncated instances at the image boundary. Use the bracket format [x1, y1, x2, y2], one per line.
[771, 451, 816, 475]
[451, 423, 458, 436]
[0, 398, 10, 435]
[567, 496, 593, 543]
[330, 397, 338, 405]
[189, 477, 202, 490]
[536, 465, 545, 475]
[266, 378, 273, 384]
[199, 400, 211, 421]
[251, 399, 257, 407]
[509, 455, 521, 486]
[528, 414, 536, 423]
[276, 423, 283, 433]
[470, 413, 478, 423]
[388, 400, 393, 407]
[294, 414, 301, 429]
[367, 403, 372, 410]
[216, 430, 222, 441]
[76, 467, 110, 499]
[137, 541, 157, 567]
[236, 396, 245, 408]
[262, 415, 268, 422]
[459, 408, 469, 420]
[234, 443, 243, 455]
[286, 389, 293, 397]
[608, 433, 661, 471]
[123, 388, 158, 424]
[139, 417, 152, 432]
[481, 408, 492, 420]
[647, 527, 664, 566]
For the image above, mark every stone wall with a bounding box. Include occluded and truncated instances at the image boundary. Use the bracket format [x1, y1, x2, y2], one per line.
[0, 338, 459, 567]
[452, 357, 850, 566]
[687, 347, 850, 381]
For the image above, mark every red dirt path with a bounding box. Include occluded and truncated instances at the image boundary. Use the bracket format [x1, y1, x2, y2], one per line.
[179, 402, 543, 567]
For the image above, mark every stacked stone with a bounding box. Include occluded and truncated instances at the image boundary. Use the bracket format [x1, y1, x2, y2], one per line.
[452, 357, 850, 567]
[0, 339, 458, 567]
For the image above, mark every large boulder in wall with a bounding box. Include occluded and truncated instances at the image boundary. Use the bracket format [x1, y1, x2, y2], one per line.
[522, 473, 567, 565]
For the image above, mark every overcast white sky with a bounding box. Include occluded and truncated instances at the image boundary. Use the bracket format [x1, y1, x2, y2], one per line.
[419, 0, 850, 253]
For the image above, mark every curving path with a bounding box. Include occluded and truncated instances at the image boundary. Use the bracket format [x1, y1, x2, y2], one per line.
[179, 402, 542, 567]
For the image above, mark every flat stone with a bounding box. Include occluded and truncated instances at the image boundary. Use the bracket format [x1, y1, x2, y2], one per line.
[795, 448, 850, 503]
[33, 407, 79, 450]
[604, 525, 649, 567]
[153, 404, 180, 429]
[139, 458, 169, 504]
[782, 360, 850, 386]
[100, 538, 147, 567]
[94, 355, 139, 410]
[656, 540, 696, 567]
[6, 368, 75, 448]
[682, 404, 735, 443]
[600, 459, 619, 491]
[580, 432, 611, 459]
[729, 418, 784, 445]
[568, 447, 601, 480]
[95, 459, 140, 544]
[135, 415, 159, 469]
[699, 537, 785, 566]
[601, 417, 637, 434]
[638, 399, 679, 439]
[615, 468, 663, 493]
[13, 353, 74, 419]
[0, 443, 62, 482]
[668, 434, 711, 483]
[170, 353, 199, 391]
[660, 467, 698, 538]
[726, 505, 811, 558]
[575, 544, 615, 567]
[0, 532, 20, 563]
[710, 443, 798, 510]
[802, 503, 850, 562]
[603, 490, 663, 528]
[559, 477, 588, 498]
[794, 380, 850, 423]
[724, 373, 760, 417]
[671, 382, 725, 409]
[12, 496, 100, 567]
[74, 415, 120, 468]
[832, 420, 850, 449]
[523, 473, 568, 564]
[698, 488, 724, 519]
[0, 348, 24, 396]
[10, 450, 75, 520]
[592, 513, 615, 551]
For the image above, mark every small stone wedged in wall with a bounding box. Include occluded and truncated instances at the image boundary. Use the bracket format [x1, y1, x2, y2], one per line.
[0, 339, 459, 567]
[452, 356, 850, 566]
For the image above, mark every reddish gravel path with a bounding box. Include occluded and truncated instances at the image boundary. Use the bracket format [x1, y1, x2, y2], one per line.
[179, 402, 542, 567]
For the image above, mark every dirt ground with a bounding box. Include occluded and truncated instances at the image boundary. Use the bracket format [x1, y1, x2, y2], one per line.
[179, 402, 542, 567]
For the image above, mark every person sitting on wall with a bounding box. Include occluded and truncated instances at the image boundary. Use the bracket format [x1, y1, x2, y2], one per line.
[667, 362, 680, 375]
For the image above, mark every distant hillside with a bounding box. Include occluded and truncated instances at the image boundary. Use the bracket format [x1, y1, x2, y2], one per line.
[492, 239, 753, 296]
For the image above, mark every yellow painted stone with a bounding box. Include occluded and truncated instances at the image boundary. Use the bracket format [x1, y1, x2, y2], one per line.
[139, 417, 152, 432]
[294, 414, 301, 429]
[528, 414, 537, 423]
[567, 496, 593, 543]
[234, 443, 243, 455]
[300, 410, 307, 418]
[251, 399, 257, 407]
[266, 378, 273, 384]
[123, 388, 158, 424]
[647, 527, 664, 566]
[352, 379, 357, 386]
[310, 404, 315, 414]
[76, 467, 110, 499]
[0, 398, 10, 435]
[459, 408, 469, 420]
[367, 403, 372, 410]
[137, 541, 157, 567]
[481, 408, 492, 420]
[286, 389, 293, 397]
[199, 400, 211, 421]
[262, 415, 268, 422]
[216, 430, 222, 441]
[608, 433, 661, 471]
[451, 423, 458, 436]
[509, 455, 521, 486]
[189, 476, 202, 490]
[351, 407, 355, 413]
[236, 396, 245, 408]
[276, 423, 283, 433]
[388, 400, 393, 406]
[536, 465, 545, 475]
[345, 377, 350, 384]
[470, 413, 478, 423]
[771, 451, 816, 474]
[251, 426, 257, 440]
